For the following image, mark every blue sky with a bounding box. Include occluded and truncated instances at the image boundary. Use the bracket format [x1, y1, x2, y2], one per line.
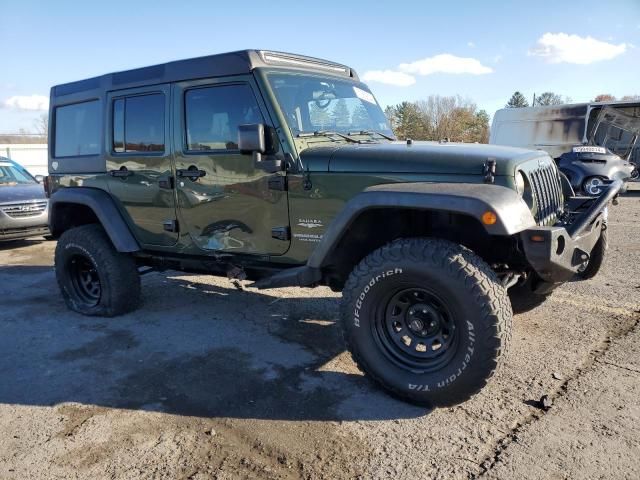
[1, 0, 639, 132]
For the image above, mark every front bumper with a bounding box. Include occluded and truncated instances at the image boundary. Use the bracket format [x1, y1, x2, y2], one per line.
[0, 225, 49, 241]
[521, 179, 622, 287]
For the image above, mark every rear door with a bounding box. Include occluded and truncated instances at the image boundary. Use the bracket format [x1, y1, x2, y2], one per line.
[172, 76, 289, 255]
[105, 85, 178, 247]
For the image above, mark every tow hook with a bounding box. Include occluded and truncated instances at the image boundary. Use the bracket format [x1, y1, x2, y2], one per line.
[500, 272, 521, 289]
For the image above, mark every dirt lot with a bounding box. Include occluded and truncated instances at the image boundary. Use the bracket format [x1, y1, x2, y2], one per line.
[0, 191, 639, 480]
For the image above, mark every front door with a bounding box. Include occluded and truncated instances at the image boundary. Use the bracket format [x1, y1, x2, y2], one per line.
[172, 77, 289, 255]
[106, 85, 178, 247]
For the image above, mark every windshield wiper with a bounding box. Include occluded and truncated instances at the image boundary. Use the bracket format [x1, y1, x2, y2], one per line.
[296, 131, 361, 144]
[349, 130, 396, 141]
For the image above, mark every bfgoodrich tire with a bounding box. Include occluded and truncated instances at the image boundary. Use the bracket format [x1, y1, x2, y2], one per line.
[55, 224, 140, 316]
[340, 238, 512, 407]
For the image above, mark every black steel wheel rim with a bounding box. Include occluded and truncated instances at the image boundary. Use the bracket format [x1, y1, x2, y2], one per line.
[374, 287, 458, 372]
[68, 254, 101, 306]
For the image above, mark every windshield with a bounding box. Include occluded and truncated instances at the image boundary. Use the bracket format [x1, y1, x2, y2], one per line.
[0, 161, 37, 186]
[266, 72, 393, 138]
[587, 106, 640, 159]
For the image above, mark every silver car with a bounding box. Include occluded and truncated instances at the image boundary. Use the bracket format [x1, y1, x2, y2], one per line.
[0, 157, 49, 241]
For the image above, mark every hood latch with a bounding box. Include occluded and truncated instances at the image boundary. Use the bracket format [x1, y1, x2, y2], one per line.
[483, 158, 496, 184]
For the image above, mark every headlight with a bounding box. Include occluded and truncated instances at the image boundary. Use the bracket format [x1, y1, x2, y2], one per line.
[583, 176, 605, 196]
[515, 171, 526, 196]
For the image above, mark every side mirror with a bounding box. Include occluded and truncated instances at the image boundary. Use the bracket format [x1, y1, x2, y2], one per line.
[238, 124, 266, 155]
[238, 123, 283, 173]
[34, 175, 44, 183]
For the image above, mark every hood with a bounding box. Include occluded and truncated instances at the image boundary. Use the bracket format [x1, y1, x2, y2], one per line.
[0, 183, 47, 204]
[300, 141, 546, 175]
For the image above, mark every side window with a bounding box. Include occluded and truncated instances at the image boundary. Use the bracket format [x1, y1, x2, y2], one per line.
[113, 93, 164, 153]
[185, 84, 264, 151]
[54, 100, 100, 157]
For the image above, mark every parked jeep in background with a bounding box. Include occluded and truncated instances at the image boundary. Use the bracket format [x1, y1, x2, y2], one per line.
[490, 102, 639, 194]
[46, 50, 620, 407]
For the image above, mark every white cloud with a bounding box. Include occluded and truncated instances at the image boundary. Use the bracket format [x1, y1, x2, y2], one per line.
[399, 54, 493, 76]
[529, 32, 627, 64]
[2, 95, 49, 111]
[492, 54, 503, 64]
[361, 70, 416, 87]
[467, 41, 476, 48]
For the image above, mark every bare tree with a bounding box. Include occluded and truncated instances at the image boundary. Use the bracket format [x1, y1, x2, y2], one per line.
[593, 94, 616, 102]
[534, 92, 565, 106]
[33, 113, 48, 137]
[621, 95, 640, 102]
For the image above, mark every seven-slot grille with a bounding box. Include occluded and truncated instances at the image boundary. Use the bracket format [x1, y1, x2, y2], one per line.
[528, 164, 563, 226]
[0, 201, 47, 218]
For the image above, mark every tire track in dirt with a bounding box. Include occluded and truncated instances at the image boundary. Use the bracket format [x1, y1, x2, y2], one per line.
[473, 305, 640, 478]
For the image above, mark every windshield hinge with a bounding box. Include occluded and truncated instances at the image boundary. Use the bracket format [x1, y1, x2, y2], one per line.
[271, 226, 290, 241]
[158, 175, 174, 189]
[163, 219, 179, 233]
[268, 175, 288, 191]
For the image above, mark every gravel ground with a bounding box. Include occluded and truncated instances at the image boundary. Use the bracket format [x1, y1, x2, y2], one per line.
[0, 191, 638, 479]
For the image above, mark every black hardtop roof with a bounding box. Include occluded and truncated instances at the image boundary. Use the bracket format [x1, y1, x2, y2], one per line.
[51, 49, 358, 98]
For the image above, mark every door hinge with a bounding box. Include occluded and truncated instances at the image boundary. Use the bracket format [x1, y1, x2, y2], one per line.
[163, 219, 179, 233]
[159, 176, 174, 189]
[271, 226, 290, 241]
[268, 175, 287, 191]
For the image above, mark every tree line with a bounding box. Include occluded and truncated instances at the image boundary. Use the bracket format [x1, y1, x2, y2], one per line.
[506, 91, 640, 108]
[384, 96, 490, 143]
[3, 93, 638, 146]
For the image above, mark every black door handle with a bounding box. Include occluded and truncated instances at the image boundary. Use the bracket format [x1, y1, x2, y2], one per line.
[177, 166, 207, 179]
[109, 167, 133, 178]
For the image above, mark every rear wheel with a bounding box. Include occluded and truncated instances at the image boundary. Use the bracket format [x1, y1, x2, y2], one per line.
[340, 238, 512, 407]
[55, 224, 140, 316]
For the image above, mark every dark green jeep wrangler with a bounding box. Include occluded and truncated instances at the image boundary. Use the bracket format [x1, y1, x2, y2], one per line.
[46, 50, 619, 407]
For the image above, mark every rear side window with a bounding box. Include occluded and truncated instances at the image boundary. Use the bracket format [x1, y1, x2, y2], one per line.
[185, 84, 263, 151]
[113, 93, 164, 153]
[54, 100, 100, 157]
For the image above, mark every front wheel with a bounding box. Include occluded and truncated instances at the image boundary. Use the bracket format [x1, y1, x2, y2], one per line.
[340, 238, 512, 407]
[576, 228, 608, 280]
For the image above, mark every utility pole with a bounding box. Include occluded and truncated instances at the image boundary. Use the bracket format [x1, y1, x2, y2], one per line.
[532, 93, 536, 107]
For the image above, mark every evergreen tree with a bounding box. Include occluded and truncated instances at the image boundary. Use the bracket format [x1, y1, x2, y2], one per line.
[309, 102, 331, 129]
[506, 91, 529, 108]
[387, 101, 427, 140]
[331, 99, 351, 128]
[351, 104, 371, 129]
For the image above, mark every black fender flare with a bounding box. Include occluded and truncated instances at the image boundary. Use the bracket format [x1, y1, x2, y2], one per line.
[48, 187, 140, 252]
[307, 182, 535, 269]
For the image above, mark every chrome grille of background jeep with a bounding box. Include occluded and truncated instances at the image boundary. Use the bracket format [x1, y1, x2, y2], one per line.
[528, 165, 563, 226]
[0, 201, 47, 219]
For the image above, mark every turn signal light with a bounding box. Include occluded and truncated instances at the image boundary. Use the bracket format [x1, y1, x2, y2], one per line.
[530, 235, 545, 242]
[481, 211, 497, 225]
